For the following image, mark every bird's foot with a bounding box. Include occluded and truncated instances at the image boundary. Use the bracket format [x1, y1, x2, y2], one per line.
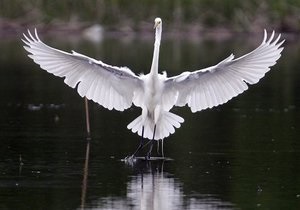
[123, 155, 137, 165]
[145, 153, 151, 160]
[124, 155, 135, 160]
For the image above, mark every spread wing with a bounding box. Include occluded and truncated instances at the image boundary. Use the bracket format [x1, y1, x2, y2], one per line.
[22, 29, 143, 111]
[164, 30, 284, 112]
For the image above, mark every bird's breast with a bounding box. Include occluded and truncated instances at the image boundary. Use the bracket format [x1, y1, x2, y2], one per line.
[143, 77, 163, 110]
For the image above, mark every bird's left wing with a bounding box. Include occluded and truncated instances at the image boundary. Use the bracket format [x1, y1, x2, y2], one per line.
[22, 29, 143, 111]
[164, 30, 284, 112]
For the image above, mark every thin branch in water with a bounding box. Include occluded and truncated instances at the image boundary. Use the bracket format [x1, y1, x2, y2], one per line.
[84, 97, 91, 139]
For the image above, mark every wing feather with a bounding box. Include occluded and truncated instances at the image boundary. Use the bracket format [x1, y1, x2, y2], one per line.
[164, 30, 284, 112]
[23, 29, 143, 111]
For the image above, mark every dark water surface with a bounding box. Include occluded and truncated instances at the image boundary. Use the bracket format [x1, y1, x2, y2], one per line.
[0, 32, 300, 210]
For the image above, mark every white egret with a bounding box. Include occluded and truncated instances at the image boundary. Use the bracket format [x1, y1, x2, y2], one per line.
[22, 17, 284, 158]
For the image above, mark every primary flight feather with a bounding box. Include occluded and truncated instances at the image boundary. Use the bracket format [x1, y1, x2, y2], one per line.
[22, 17, 284, 144]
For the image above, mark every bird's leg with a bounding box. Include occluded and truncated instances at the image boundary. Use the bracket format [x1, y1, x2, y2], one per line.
[146, 124, 156, 160]
[130, 126, 145, 158]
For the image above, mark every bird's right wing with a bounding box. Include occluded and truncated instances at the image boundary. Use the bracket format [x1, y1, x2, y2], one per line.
[22, 29, 144, 111]
[164, 30, 284, 112]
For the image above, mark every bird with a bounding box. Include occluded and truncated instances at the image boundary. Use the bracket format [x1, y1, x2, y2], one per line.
[22, 17, 284, 159]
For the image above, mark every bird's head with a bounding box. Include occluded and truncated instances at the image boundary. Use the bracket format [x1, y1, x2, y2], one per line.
[154, 17, 162, 29]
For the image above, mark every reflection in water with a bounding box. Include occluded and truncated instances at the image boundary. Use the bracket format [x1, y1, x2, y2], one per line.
[18, 154, 24, 176]
[81, 141, 91, 209]
[84, 160, 235, 210]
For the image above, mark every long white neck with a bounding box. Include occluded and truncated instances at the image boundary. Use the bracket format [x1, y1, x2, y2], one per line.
[150, 25, 162, 77]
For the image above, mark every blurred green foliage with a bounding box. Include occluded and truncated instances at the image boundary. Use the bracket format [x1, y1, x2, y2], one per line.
[0, 0, 300, 31]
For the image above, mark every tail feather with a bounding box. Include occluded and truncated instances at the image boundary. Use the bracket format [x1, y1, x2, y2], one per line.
[127, 111, 184, 140]
[127, 115, 142, 133]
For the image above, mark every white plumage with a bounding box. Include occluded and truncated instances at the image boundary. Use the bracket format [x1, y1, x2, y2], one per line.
[22, 17, 284, 141]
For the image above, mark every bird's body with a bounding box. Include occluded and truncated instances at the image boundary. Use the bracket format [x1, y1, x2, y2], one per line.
[129, 70, 183, 140]
[23, 18, 284, 156]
